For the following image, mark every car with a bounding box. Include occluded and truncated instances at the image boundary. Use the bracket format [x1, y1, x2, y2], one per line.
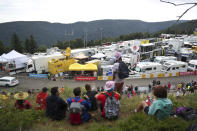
[0, 76, 19, 87]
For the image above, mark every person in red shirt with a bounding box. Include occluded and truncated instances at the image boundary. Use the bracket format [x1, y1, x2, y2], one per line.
[95, 81, 120, 118]
[36, 87, 48, 110]
[14, 92, 32, 110]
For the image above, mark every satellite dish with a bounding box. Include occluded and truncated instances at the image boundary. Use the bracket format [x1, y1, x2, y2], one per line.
[130, 42, 140, 53]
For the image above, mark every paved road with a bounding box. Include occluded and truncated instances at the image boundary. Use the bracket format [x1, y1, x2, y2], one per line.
[1, 71, 196, 90]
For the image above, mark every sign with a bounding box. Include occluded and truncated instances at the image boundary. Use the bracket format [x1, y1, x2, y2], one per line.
[75, 76, 96, 81]
[179, 71, 196, 76]
[29, 73, 48, 78]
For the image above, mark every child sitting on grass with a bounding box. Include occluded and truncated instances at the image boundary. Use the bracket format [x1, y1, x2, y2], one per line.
[134, 86, 173, 119]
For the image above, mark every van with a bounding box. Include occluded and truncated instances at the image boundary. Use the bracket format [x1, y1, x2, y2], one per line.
[188, 60, 197, 71]
[0, 76, 19, 87]
[154, 56, 177, 64]
[162, 60, 188, 73]
[134, 62, 162, 74]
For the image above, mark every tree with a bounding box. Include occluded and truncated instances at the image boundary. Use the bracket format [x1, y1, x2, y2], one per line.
[11, 33, 23, 53]
[38, 45, 47, 52]
[0, 40, 5, 55]
[160, 0, 197, 21]
[24, 38, 30, 53]
[28, 35, 38, 54]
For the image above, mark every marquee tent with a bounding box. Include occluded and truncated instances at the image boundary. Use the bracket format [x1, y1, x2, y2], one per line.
[1, 50, 29, 68]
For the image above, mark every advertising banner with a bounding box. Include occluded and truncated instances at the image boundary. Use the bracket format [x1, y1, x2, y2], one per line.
[75, 76, 97, 81]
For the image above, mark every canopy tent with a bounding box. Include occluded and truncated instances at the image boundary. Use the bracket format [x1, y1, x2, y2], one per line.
[73, 52, 88, 60]
[69, 63, 97, 71]
[0, 54, 8, 63]
[91, 53, 106, 59]
[1, 50, 29, 68]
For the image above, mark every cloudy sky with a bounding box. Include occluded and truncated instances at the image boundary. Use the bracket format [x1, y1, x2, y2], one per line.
[0, 0, 197, 23]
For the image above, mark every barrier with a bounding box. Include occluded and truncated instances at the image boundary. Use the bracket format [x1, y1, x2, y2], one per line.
[98, 71, 197, 80]
[29, 73, 48, 78]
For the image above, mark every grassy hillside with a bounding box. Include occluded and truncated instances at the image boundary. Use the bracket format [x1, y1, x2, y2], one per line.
[0, 87, 197, 131]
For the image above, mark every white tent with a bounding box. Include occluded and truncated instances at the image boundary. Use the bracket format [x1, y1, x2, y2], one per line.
[91, 53, 106, 59]
[0, 54, 8, 63]
[2, 50, 29, 68]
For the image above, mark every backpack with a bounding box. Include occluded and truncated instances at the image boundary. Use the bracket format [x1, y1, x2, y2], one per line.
[176, 107, 197, 121]
[85, 91, 98, 111]
[118, 62, 129, 79]
[69, 98, 83, 125]
[104, 92, 120, 119]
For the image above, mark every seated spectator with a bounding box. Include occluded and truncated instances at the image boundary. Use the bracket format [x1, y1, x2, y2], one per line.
[36, 87, 48, 110]
[95, 81, 121, 119]
[134, 86, 173, 119]
[14, 92, 32, 110]
[82, 84, 98, 111]
[67, 87, 91, 124]
[46, 87, 67, 120]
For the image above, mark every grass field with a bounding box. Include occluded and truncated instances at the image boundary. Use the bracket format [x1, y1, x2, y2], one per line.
[0, 87, 197, 131]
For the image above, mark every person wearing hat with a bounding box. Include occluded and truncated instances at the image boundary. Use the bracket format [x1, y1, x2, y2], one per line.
[46, 87, 67, 120]
[36, 87, 49, 110]
[112, 52, 125, 94]
[95, 81, 120, 118]
[14, 92, 32, 110]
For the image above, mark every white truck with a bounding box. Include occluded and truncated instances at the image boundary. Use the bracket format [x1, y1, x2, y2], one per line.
[26, 52, 64, 74]
[188, 60, 197, 71]
[134, 62, 162, 74]
[154, 56, 177, 64]
[162, 60, 188, 73]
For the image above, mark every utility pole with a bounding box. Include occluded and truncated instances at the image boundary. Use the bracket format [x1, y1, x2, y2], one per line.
[100, 28, 103, 45]
[65, 24, 74, 47]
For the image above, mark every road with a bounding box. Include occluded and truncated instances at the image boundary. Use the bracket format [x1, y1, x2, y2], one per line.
[0, 71, 196, 91]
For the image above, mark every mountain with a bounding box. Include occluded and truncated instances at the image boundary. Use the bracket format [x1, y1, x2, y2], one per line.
[162, 19, 197, 34]
[0, 19, 185, 46]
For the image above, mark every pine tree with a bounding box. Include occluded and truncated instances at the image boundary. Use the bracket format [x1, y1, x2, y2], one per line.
[0, 40, 5, 55]
[11, 33, 23, 53]
[29, 35, 38, 54]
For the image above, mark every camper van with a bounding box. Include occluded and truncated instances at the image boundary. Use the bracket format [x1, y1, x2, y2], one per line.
[188, 60, 197, 71]
[162, 60, 188, 73]
[134, 62, 162, 74]
[154, 56, 177, 64]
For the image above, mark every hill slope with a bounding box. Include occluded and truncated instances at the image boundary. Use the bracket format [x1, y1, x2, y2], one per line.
[0, 20, 184, 46]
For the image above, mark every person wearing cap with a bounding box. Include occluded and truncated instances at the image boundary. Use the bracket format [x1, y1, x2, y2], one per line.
[14, 92, 32, 110]
[46, 87, 67, 120]
[67, 87, 91, 123]
[112, 52, 124, 94]
[95, 81, 120, 118]
[36, 87, 49, 110]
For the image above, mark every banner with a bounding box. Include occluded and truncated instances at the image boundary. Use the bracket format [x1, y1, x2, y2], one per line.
[75, 76, 96, 81]
[29, 73, 48, 78]
[179, 71, 196, 76]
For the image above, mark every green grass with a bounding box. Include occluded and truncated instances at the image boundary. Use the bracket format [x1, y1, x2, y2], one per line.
[0, 87, 197, 131]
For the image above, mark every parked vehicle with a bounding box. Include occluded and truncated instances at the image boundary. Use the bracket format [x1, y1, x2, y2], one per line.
[188, 60, 197, 71]
[26, 52, 64, 74]
[134, 62, 162, 74]
[154, 56, 177, 64]
[162, 60, 188, 73]
[0, 76, 19, 87]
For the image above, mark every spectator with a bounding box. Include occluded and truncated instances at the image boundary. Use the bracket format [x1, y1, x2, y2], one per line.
[127, 84, 135, 98]
[96, 81, 121, 119]
[134, 86, 173, 119]
[82, 84, 98, 111]
[167, 82, 171, 92]
[67, 87, 91, 124]
[14, 92, 32, 110]
[46, 87, 67, 120]
[113, 52, 125, 94]
[36, 87, 48, 110]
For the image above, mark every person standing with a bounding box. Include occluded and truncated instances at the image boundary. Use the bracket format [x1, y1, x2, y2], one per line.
[46, 87, 67, 120]
[112, 52, 126, 94]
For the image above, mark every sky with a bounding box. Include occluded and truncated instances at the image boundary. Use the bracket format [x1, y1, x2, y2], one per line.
[0, 0, 197, 24]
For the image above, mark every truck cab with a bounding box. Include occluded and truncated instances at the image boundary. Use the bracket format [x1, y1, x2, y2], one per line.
[26, 59, 35, 73]
[188, 60, 197, 71]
